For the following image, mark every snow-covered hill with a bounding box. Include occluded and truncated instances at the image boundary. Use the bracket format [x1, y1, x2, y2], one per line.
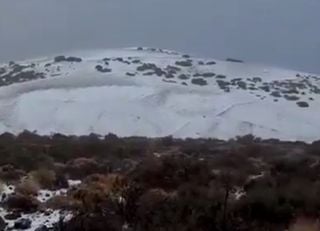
[0, 47, 319, 142]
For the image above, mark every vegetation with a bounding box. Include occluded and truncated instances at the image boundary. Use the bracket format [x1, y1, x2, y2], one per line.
[1, 132, 320, 230]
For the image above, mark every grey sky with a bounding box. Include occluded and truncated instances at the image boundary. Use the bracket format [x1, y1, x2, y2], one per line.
[0, 0, 319, 73]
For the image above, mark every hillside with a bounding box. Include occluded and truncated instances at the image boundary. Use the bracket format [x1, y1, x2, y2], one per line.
[0, 47, 319, 141]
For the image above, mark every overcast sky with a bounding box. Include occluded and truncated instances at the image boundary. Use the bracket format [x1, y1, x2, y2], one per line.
[0, 0, 319, 73]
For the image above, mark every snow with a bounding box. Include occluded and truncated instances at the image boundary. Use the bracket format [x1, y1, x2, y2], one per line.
[0, 47, 319, 142]
[0, 209, 70, 231]
[0, 182, 75, 231]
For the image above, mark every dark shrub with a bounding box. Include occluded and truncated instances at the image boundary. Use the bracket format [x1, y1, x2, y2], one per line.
[175, 60, 193, 67]
[271, 91, 282, 97]
[206, 61, 216, 65]
[4, 194, 40, 213]
[226, 58, 244, 63]
[284, 95, 299, 101]
[54, 56, 82, 62]
[296, 101, 309, 108]
[191, 78, 207, 86]
[202, 72, 215, 78]
[216, 74, 226, 79]
[95, 65, 111, 73]
[178, 74, 189, 80]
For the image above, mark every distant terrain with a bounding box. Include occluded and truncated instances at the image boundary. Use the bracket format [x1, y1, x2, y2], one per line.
[0, 47, 319, 141]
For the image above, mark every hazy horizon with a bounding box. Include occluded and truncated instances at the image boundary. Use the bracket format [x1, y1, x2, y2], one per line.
[0, 0, 319, 74]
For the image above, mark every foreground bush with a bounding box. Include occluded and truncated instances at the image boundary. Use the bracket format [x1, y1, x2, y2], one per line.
[1, 132, 320, 230]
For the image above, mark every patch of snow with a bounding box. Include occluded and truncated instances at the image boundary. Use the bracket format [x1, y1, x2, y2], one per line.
[0, 182, 77, 231]
[68, 180, 81, 187]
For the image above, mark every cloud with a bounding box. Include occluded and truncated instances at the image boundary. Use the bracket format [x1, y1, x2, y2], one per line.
[0, 0, 319, 73]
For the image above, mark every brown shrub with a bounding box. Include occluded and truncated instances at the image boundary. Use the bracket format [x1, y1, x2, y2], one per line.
[15, 178, 40, 196]
[69, 173, 128, 212]
[29, 169, 56, 189]
[66, 158, 99, 179]
[45, 195, 80, 210]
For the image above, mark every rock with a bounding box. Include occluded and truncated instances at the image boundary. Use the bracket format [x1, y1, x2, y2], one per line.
[4, 212, 21, 220]
[35, 224, 49, 231]
[14, 218, 32, 230]
[0, 216, 6, 231]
